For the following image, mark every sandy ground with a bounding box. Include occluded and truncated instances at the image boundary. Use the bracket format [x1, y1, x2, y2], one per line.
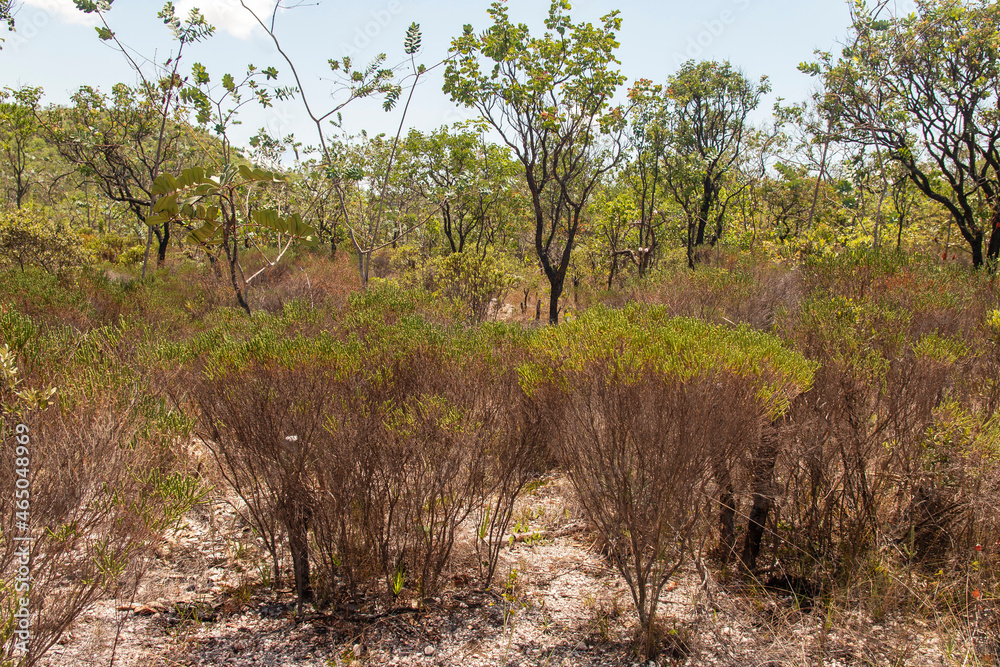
[39, 476, 994, 667]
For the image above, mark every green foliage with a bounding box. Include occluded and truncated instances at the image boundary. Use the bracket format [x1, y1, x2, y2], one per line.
[424, 248, 519, 323]
[0, 206, 92, 274]
[0, 86, 43, 207]
[522, 304, 815, 416]
[73, 0, 113, 13]
[403, 23, 421, 56]
[0, 0, 13, 40]
[157, 2, 214, 44]
[444, 0, 628, 323]
[987, 309, 1000, 340]
[149, 164, 315, 245]
[83, 232, 146, 265]
[660, 60, 770, 265]
[405, 124, 522, 255]
[806, 0, 1000, 268]
[149, 164, 318, 313]
[444, 1, 624, 123]
[0, 343, 57, 420]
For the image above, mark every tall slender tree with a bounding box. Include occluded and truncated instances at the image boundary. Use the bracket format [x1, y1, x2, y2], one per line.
[660, 60, 770, 268]
[0, 86, 42, 208]
[444, 0, 628, 324]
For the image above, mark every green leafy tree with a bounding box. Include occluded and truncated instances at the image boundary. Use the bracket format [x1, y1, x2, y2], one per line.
[660, 60, 770, 268]
[281, 157, 347, 258]
[805, 0, 1000, 269]
[44, 84, 192, 268]
[48, 3, 215, 276]
[406, 124, 519, 255]
[623, 78, 671, 276]
[772, 99, 845, 237]
[0, 86, 42, 208]
[148, 165, 317, 314]
[590, 187, 641, 289]
[330, 133, 434, 265]
[444, 0, 628, 324]
[0, 1, 13, 48]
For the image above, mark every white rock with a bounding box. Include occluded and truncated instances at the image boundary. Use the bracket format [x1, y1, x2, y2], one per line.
[424, 644, 436, 656]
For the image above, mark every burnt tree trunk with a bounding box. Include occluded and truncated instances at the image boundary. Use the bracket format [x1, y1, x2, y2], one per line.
[718, 469, 737, 564]
[287, 509, 313, 614]
[156, 221, 170, 264]
[740, 416, 782, 571]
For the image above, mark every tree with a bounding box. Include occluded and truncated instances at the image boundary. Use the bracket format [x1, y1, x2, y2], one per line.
[0, 205, 91, 274]
[0, 1, 13, 48]
[241, 2, 441, 287]
[0, 86, 42, 208]
[444, 0, 628, 324]
[660, 60, 770, 268]
[328, 133, 429, 266]
[590, 186, 641, 289]
[148, 165, 317, 314]
[44, 84, 194, 267]
[285, 157, 347, 259]
[623, 78, 670, 276]
[772, 99, 845, 237]
[45, 3, 215, 276]
[406, 125, 518, 255]
[806, 0, 1000, 269]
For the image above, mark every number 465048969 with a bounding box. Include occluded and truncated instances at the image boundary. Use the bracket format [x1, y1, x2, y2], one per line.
[14, 424, 30, 515]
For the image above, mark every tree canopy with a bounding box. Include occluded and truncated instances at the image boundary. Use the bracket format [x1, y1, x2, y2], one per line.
[444, 0, 628, 323]
[806, 0, 1000, 268]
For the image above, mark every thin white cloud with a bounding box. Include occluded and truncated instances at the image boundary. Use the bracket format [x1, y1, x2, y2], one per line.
[19, 0, 99, 26]
[174, 0, 277, 39]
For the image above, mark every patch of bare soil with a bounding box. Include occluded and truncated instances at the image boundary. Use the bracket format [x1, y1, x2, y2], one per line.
[41, 476, 986, 667]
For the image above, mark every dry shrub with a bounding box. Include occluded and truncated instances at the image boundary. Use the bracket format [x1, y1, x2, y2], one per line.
[636, 260, 805, 332]
[323, 328, 545, 598]
[337, 346, 487, 598]
[1, 330, 203, 666]
[465, 328, 549, 587]
[188, 294, 545, 607]
[764, 257, 1000, 614]
[559, 368, 758, 657]
[193, 360, 334, 612]
[527, 306, 814, 658]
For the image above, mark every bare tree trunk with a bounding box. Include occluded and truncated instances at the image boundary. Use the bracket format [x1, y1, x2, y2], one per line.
[140, 227, 153, 280]
[741, 418, 781, 571]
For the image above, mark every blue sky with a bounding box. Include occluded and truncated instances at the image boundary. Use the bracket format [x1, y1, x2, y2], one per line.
[0, 0, 915, 154]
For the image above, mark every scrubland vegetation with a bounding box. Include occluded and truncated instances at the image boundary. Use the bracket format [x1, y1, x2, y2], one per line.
[2, 0, 1000, 664]
[2, 251, 997, 664]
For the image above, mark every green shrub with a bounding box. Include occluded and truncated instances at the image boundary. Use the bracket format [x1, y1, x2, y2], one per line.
[0, 206, 92, 274]
[82, 231, 145, 265]
[523, 305, 814, 659]
[424, 248, 518, 323]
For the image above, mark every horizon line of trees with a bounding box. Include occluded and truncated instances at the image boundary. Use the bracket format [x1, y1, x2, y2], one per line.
[1, 0, 996, 320]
